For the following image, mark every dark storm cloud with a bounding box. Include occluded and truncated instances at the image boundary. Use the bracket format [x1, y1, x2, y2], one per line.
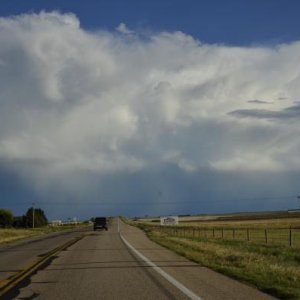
[247, 100, 273, 104]
[230, 105, 300, 120]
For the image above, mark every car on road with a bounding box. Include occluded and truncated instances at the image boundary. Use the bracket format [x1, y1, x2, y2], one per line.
[93, 217, 108, 231]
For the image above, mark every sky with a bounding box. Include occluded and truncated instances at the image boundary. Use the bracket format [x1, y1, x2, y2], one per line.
[0, 1, 300, 220]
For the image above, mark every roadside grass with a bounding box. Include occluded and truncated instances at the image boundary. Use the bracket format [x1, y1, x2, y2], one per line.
[181, 218, 300, 229]
[140, 217, 300, 229]
[125, 219, 300, 300]
[132, 217, 300, 247]
[0, 224, 88, 244]
[0, 228, 40, 244]
[165, 226, 300, 248]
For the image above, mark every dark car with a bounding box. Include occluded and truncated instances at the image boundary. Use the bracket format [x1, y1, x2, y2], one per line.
[93, 217, 108, 231]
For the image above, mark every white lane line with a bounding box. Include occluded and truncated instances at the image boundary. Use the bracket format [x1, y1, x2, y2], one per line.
[119, 232, 203, 300]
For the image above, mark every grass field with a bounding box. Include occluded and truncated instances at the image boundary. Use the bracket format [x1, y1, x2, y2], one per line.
[0, 224, 88, 244]
[157, 225, 300, 248]
[140, 211, 300, 228]
[127, 212, 300, 299]
[137, 212, 300, 248]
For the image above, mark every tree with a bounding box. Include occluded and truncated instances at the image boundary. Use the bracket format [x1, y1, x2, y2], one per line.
[13, 215, 27, 228]
[0, 209, 14, 228]
[25, 207, 48, 228]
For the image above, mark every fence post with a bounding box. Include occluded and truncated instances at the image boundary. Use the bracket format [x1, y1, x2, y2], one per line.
[247, 228, 250, 241]
[289, 226, 292, 247]
[233, 229, 235, 239]
[213, 228, 215, 238]
[193, 228, 195, 238]
[265, 229, 268, 244]
[221, 228, 224, 239]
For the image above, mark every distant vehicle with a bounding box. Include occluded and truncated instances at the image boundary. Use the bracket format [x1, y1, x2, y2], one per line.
[93, 217, 108, 231]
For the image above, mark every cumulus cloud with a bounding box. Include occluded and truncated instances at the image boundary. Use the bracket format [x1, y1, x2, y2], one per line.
[1, 11, 300, 216]
[116, 22, 135, 35]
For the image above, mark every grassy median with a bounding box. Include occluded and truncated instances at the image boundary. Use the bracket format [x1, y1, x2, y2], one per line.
[133, 222, 300, 300]
[0, 225, 88, 244]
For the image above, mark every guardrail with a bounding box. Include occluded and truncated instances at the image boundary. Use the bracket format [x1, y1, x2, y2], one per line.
[158, 226, 300, 247]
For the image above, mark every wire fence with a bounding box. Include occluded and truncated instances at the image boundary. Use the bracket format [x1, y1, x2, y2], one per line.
[157, 226, 300, 248]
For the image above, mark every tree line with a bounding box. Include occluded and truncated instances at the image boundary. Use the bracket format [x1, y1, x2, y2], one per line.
[0, 207, 48, 228]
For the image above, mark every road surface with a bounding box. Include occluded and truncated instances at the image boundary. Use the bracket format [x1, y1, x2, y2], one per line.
[0, 227, 87, 282]
[1, 219, 275, 299]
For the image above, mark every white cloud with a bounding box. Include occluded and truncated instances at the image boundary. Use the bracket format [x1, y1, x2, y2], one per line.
[1, 10, 300, 190]
[116, 22, 134, 35]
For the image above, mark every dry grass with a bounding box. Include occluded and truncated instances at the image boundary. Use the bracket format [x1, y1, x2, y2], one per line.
[140, 214, 300, 229]
[0, 228, 40, 243]
[181, 218, 300, 229]
[159, 226, 300, 248]
[0, 224, 88, 244]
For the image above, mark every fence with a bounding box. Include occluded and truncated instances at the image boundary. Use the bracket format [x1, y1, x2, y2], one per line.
[157, 226, 300, 248]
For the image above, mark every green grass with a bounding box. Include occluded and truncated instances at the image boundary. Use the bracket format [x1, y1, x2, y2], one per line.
[132, 222, 300, 300]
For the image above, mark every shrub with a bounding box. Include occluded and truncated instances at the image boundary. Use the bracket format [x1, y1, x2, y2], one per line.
[0, 209, 14, 228]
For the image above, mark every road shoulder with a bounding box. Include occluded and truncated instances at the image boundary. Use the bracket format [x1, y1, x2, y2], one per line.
[120, 220, 276, 300]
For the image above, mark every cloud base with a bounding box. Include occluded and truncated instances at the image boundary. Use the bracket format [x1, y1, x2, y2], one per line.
[0, 12, 300, 218]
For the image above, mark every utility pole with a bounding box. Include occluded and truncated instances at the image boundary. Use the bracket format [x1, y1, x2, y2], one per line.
[298, 196, 300, 209]
[32, 202, 35, 229]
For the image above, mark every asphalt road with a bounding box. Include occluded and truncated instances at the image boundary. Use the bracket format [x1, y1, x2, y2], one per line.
[2, 219, 276, 299]
[0, 228, 87, 282]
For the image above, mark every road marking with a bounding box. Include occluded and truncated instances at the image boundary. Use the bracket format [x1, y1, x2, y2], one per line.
[119, 232, 203, 300]
[0, 235, 84, 298]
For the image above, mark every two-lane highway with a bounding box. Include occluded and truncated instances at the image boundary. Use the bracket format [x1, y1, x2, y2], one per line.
[2, 219, 276, 299]
[13, 219, 192, 300]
